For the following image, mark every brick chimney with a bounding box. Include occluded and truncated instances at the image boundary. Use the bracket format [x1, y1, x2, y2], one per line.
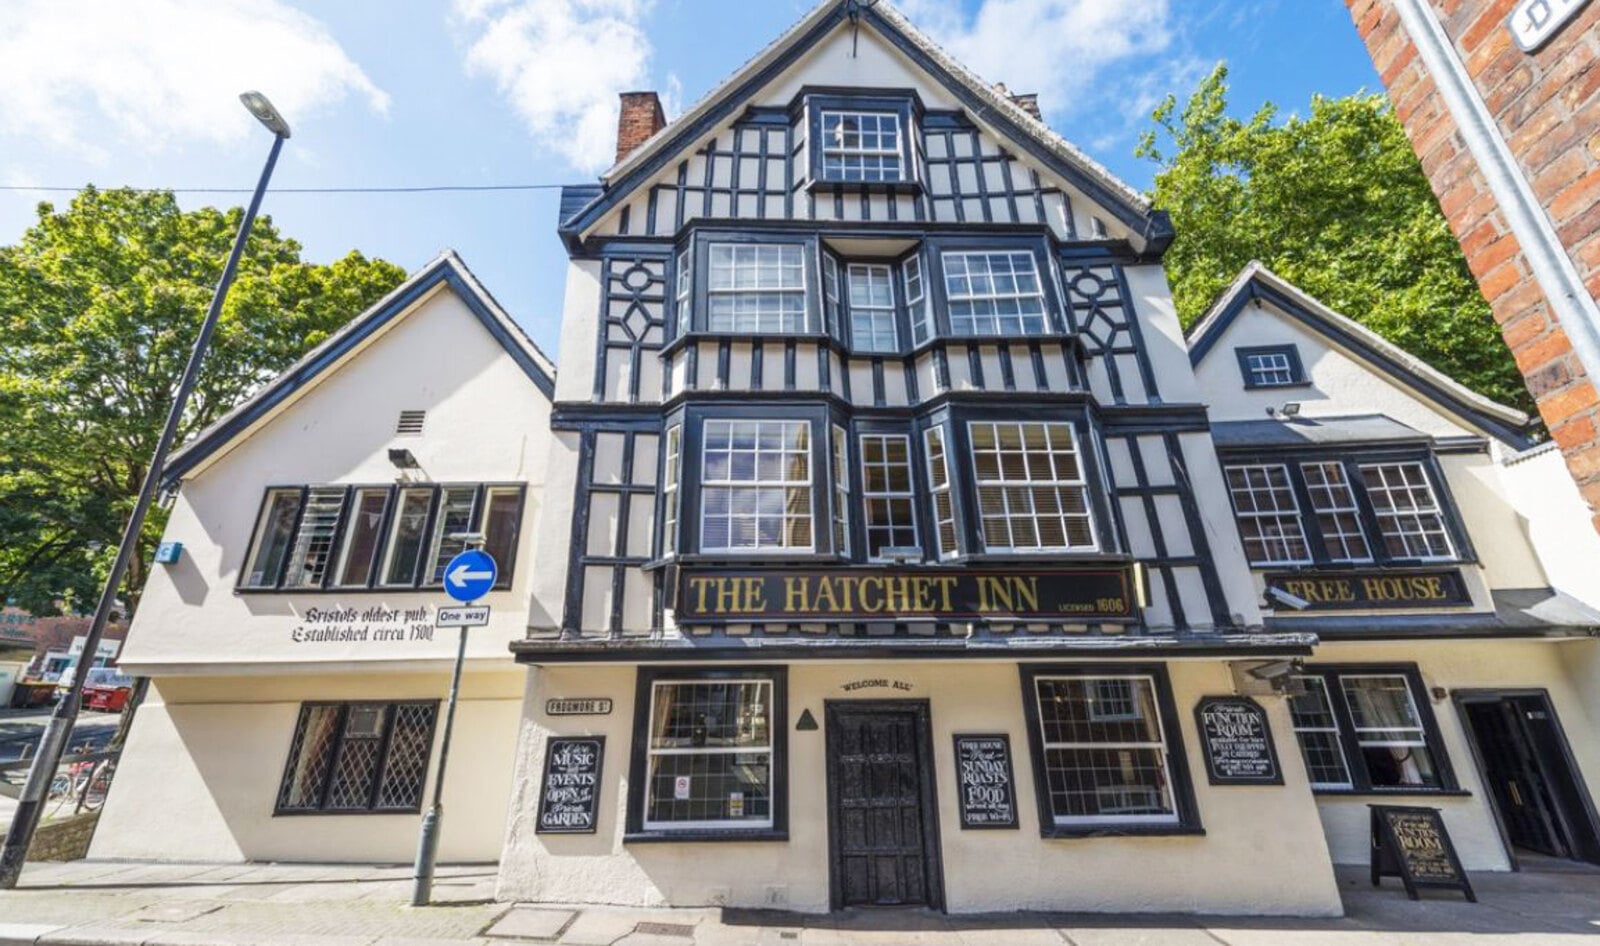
[615, 91, 667, 164]
[994, 83, 1042, 122]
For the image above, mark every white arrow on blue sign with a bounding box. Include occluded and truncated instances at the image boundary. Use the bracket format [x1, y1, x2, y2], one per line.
[443, 548, 498, 602]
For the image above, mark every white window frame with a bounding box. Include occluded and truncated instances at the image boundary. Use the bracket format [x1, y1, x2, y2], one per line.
[903, 254, 931, 345]
[674, 248, 691, 335]
[1244, 350, 1296, 386]
[1358, 462, 1457, 561]
[1287, 675, 1355, 790]
[923, 426, 958, 560]
[1341, 674, 1431, 752]
[968, 421, 1098, 553]
[819, 110, 904, 183]
[699, 419, 814, 553]
[1031, 674, 1179, 826]
[941, 250, 1051, 336]
[661, 425, 682, 558]
[705, 243, 809, 334]
[845, 263, 899, 352]
[1224, 463, 1313, 566]
[832, 425, 851, 557]
[859, 433, 920, 562]
[1299, 462, 1373, 564]
[642, 678, 775, 831]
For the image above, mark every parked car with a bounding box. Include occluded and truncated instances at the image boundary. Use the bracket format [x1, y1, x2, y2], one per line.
[77, 668, 136, 712]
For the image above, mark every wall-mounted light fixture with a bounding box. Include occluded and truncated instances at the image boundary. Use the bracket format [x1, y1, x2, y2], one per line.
[388, 448, 420, 470]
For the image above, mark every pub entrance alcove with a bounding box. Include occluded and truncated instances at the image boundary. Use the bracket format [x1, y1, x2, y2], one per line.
[823, 700, 945, 910]
[1455, 689, 1600, 867]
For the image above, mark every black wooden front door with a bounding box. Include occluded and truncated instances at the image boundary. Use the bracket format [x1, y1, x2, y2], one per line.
[825, 701, 942, 909]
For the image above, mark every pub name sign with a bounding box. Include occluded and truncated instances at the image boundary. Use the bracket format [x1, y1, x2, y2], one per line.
[1264, 570, 1468, 611]
[674, 565, 1139, 623]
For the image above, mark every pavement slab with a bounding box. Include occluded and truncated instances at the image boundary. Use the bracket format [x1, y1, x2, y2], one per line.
[484, 907, 576, 941]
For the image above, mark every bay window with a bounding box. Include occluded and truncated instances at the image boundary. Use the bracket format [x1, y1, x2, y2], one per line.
[969, 421, 1095, 552]
[699, 420, 813, 552]
[942, 251, 1050, 336]
[819, 110, 904, 183]
[846, 263, 899, 352]
[706, 243, 808, 333]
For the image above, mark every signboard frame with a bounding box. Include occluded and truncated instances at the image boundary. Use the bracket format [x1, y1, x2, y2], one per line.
[952, 733, 1020, 830]
[1262, 570, 1469, 612]
[545, 698, 615, 717]
[1369, 804, 1476, 902]
[1193, 696, 1283, 786]
[535, 735, 606, 836]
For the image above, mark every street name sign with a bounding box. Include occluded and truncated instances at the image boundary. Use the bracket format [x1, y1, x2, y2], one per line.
[443, 549, 497, 603]
[436, 606, 491, 628]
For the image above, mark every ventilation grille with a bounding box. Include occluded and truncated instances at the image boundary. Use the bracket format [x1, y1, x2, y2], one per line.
[396, 410, 426, 436]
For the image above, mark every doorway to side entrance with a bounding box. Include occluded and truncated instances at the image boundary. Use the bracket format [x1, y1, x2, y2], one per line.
[1456, 689, 1600, 867]
[824, 700, 944, 910]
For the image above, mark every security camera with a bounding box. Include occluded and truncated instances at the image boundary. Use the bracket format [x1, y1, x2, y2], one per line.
[1265, 586, 1311, 610]
[1247, 659, 1299, 682]
[448, 531, 487, 548]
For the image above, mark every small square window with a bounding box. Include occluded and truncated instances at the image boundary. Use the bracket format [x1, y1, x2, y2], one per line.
[1236, 345, 1305, 388]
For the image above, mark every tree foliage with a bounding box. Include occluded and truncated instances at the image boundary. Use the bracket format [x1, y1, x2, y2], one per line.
[1138, 64, 1533, 416]
[0, 187, 406, 616]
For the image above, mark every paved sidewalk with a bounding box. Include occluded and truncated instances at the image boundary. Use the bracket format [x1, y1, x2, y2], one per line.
[1, 860, 1598, 945]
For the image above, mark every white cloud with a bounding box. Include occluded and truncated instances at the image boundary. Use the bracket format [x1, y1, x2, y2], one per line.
[898, 0, 1182, 117]
[0, 0, 387, 157]
[455, 0, 656, 172]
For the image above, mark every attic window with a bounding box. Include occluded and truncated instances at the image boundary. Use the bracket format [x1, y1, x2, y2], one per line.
[395, 410, 427, 436]
[1235, 345, 1307, 389]
[806, 94, 917, 188]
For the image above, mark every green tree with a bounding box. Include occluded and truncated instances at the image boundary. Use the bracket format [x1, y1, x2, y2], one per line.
[0, 187, 406, 616]
[1138, 64, 1533, 417]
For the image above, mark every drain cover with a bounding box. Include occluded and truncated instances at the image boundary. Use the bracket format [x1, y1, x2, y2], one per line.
[634, 921, 697, 938]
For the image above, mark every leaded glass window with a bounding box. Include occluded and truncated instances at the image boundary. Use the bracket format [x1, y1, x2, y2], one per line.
[275, 701, 437, 814]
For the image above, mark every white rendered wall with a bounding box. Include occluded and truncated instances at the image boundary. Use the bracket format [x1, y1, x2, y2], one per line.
[497, 660, 1342, 916]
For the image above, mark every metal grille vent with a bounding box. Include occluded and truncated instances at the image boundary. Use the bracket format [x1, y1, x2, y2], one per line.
[396, 410, 426, 436]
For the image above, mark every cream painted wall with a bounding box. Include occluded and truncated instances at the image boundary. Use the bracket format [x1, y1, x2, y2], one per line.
[1496, 446, 1600, 609]
[92, 671, 524, 863]
[122, 284, 553, 673]
[1306, 639, 1600, 870]
[497, 660, 1341, 916]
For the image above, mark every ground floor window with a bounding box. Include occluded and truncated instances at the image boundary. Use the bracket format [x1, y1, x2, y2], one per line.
[275, 701, 438, 814]
[1287, 666, 1456, 793]
[1019, 665, 1199, 835]
[627, 667, 788, 840]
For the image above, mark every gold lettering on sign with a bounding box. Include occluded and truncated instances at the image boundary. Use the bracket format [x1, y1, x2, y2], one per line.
[976, 576, 1039, 612]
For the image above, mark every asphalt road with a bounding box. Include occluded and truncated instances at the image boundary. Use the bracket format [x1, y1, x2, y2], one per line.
[0, 708, 120, 764]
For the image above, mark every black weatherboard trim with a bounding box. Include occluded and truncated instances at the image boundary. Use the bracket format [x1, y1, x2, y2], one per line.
[623, 665, 789, 843]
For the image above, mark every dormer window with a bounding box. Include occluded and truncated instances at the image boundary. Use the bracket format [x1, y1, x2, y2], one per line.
[1237, 345, 1306, 388]
[821, 111, 903, 182]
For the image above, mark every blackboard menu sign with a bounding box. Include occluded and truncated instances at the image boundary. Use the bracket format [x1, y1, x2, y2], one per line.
[535, 736, 605, 835]
[1370, 805, 1476, 901]
[1194, 697, 1282, 785]
[953, 734, 1018, 829]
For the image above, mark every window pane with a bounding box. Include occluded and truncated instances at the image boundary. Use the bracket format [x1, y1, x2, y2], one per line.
[1032, 677, 1175, 823]
[1287, 677, 1353, 789]
[282, 488, 347, 588]
[969, 422, 1095, 551]
[942, 251, 1049, 336]
[821, 111, 903, 182]
[700, 420, 813, 551]
[832, 426, 850, 556]
[1341, 675, 1440, 790]
[479, 488, 522, 582]
[1300, 463, 1371, 563]
[860, 433, 919, 559]
[645, 680, 774, 828]
[923, 426, 958, 558]
[650, 681, 772, 749]
[646, 751, 772, 825]
[662, 426, 682, 555]
[244, 489, 304, 588]
[275, 704, 341, 810]
[425, 487, 479, 586]
[706, 243, 808, 333]
[1360, 463, 1455, 560]
[847, 264, 898, 352]
[1224, 464, 1311, 565]
[334, 489, 391, 587]
[376, 703, 436, 810]
[1245, 350, 1297, 386]
[381, 488, 434, 586]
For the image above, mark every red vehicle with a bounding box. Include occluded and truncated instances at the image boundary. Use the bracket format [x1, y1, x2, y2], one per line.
[79, 668, 135, 712]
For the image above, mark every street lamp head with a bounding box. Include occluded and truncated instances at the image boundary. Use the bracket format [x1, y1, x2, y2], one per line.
[239, 91, 291, 138]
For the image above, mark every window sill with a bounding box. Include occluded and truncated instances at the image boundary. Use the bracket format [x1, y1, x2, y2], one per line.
[1311, 788, 1470, 798]
[624, 829, 789, 844]
[273, 808, 423, 817]
[1039, 823, 1205, 839]
[1242, 380, 1312, 390]
[804, 178, 922, 196]
[674, 553, 848, 566]
[235, 586, 513, 595]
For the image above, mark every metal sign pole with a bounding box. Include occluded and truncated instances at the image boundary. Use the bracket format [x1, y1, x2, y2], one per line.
[410, 616, 470, 907]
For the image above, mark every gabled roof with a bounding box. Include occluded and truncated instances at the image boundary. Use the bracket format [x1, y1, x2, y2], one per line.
[559, 0, 1171, 253]
[1187, 261, 1533, 448]
[161, 251, 555, 487]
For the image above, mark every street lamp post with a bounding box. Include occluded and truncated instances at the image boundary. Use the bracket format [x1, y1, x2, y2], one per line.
[0, 91, 292, 889]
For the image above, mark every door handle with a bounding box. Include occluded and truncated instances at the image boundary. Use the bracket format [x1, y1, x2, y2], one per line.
[1509, 782, 1524, 807]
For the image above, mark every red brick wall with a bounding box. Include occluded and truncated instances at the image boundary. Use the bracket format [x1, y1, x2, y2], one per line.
[615, 91, 666, 165]
[1346, 0, 1600, 530]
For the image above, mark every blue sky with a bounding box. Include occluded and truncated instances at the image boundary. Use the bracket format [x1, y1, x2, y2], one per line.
[0, 0, 1379, 359]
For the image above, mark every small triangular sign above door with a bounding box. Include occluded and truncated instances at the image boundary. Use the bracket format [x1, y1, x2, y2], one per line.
[796, 708, 819, 731]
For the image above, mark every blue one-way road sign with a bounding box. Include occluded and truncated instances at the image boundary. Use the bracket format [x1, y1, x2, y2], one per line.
[443, 549, 497, 602]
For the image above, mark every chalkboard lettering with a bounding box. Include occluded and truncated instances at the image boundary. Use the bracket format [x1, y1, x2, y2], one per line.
[536, 736, 605, 835]
[1370, 805, 1476, 902]
[1194, 697, 1282, 785]
[953, 734, 1018, 829]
